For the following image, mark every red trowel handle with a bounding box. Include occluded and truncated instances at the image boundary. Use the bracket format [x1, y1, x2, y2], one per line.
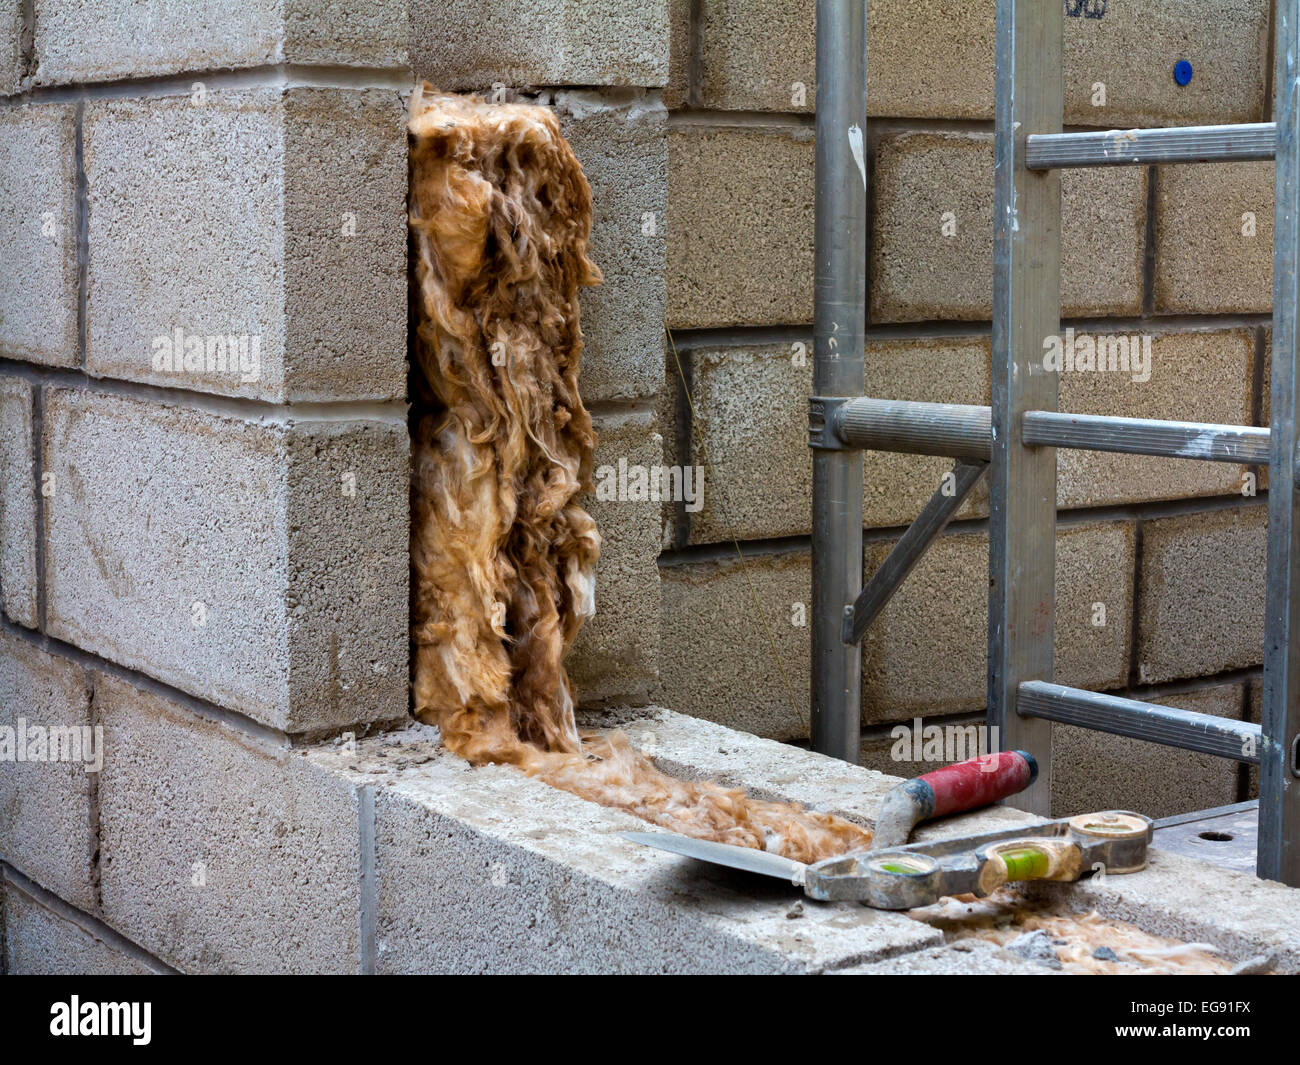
[919, 750, 1037, 818]
[870, 750, 1039, 850]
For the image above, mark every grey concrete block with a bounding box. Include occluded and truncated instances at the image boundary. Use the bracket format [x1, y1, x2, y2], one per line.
[43, 388, 408, 734]
[0, 104, 78, 367]
[554, 91, 666, 403]
[2, 883, 156, 975]
[664, 0, 691, 109]
[33, 0, 408, 85]
[836, 938, 1054, 975]
[410, 0, 667, 91]
[1028, 847, 1300, 973]
[307, 716, 944, 974]
[685, 337, 990, 543]
[1136, 505, 1266, 684]
[863, 522, 1134, 721]
[667, 124, 814, 329]
[699, 0, 814, 113]
[569, 407, 663, 706]
[0, 632, 95, 911]
[1154, 161, 1273, 315]
[281, 88, 410, 402]
[284, 418, 411, 735]
[697, 0, 1268, 128]
[83, 86, 407, 403]
[0, 377, 38, 628]
[659, 547, 811, 741]
[1051, 684, 1246, 820]
[0, 2, 23, 95]
[1057, 328, 1255, 509]
[872, 131, 1146, 323]
[95, 673, 363, 974]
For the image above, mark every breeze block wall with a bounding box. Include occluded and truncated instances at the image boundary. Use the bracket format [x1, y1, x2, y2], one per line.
[0, 0, 1284, 974]
[0, 0, 415, 972]
[0, 0, 674, 974]
[660, 0, 1273, 818]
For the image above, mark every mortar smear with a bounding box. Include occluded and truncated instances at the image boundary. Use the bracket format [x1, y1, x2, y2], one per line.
[407, 87, 872, 864]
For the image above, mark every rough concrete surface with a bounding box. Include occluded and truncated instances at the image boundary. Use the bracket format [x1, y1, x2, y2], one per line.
[686, 337, 990, 544]
[691, 0, 1267, 127]
[409, 0, 667, 91]
[0, 3, 22, 95]
[33, 0, 408, 85]
[569, 407, 663, 707]
[871, 131, 1146, 323]
[659, 546, 811, 741]
[0, 104, 78, 367]
[1057, 328, 1255, 509]
[42, 388, 408, 734]
[554, 91, 667, 403]
[667, 124, 814, 329]
[2, 882, 159, 975]
[0, 631, 95, 911]
[83, 87, 408, 403]
[1155, 161, 1273, 315]
[95, 674, 363, 974]
[836, 938, 1054, 975]
[1136, 504, 1267, 684]
[307, 714, 955, 974]
[1028, 845, 1300, 972]
[863, 522, 1135, 720]
[0, 377, 38, 628]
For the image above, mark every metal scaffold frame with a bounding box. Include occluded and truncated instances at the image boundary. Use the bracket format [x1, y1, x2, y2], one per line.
[809, 0, 1300, 886]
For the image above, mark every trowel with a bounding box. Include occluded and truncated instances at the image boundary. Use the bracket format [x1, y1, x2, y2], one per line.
[623, 753, 1152, 909]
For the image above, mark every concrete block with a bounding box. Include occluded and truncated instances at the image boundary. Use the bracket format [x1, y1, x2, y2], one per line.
[696, 0, 1268, 128]
[1154, 162, 1273, 315]
[836, 939, 1053, 975]
[569, 407, 663, 706]
[664, 0, 691, 109]
[306, 715, 946, 974]
[1057, 328, 1256, 509]
[554, 91, 666, 403]
[83, 86, 407, 403]
[0, 2, 23, 95]
[699, 0, 813, 113]
[0, 377, 38, 628]
[667, 124, 814, 329]
[409, 0, 667, 91]
[1136, 504, 1266, 684]
[1051, 684, 1246, 820]
[872, 131, 1146, 323]
[863, 522, 1134, 721]
[1028, 847, 1300, 972]
[95, 674, 363, 974]
[33, 0, 408, 85]
[0, 104, 78, 367]
[685, 336, 990, 543]
[659, 547, 810, 740]
[43, 388, 408, 734]
[0, 632, 95, 911]
[2, 882, 157, 975]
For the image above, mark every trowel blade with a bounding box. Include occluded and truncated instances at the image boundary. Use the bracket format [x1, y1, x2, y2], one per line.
[621, 831, 807, 886]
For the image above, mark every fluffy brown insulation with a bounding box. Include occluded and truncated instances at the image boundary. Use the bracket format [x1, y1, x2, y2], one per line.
[407, 87, 873, 863]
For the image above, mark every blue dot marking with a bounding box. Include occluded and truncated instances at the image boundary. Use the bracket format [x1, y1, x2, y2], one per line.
[1174, 60, 1193, 87]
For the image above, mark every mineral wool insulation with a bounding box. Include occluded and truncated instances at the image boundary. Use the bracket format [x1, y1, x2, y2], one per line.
[407, 88, 871, 863]
[405, 90, 1249, 975]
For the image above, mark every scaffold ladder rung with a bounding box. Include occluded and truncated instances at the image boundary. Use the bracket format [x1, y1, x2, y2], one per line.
[1026, 122, 1276, 169]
